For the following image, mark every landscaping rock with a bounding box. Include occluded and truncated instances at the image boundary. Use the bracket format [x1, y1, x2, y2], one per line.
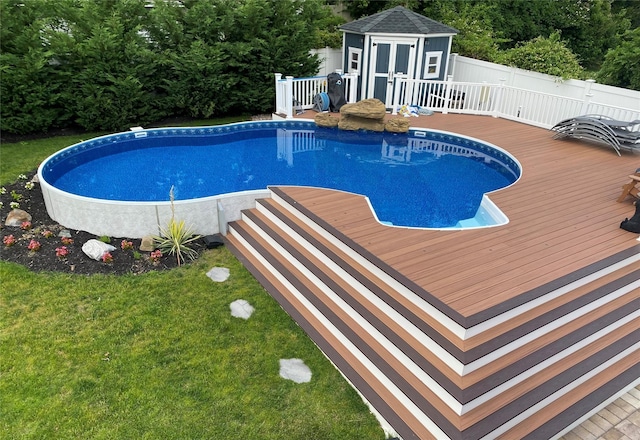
[207, 267, 230, 282]
[314, 112, 339, 128]
[279, 358, 312, 383]
[58, 229, 72, 238]
[230, 299, 254, 319]
[339, 116, 385, 132]
[5, 209, 32, 227]
[82, 239, 116, 261]
[340, 98, 386, 119]
[385, 117, 410, 133]
[140, 235, 155, 251]
[339, 99, 387, 132]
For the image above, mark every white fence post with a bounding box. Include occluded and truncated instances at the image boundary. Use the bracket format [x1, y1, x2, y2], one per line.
[285, 75, 294, 119]
[274, 73, 283, 115]
[581, 79, 596, 115]
[392, 73, 407, 115]
[343, 71, 358, 103]
[493, 78, 506, 118]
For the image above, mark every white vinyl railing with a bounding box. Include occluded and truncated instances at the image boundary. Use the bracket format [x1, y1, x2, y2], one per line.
[275, 72, 358, 117]
[275, 73, 640, 130]
[392, 75, 640, 129]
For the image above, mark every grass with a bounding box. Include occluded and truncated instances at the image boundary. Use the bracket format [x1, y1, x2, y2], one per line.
[0, 119, 386, 439]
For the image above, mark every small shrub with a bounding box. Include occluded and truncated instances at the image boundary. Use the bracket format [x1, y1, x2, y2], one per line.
[61, 237, 74, 245]
[99, 235, 111, 243]
[3, 235, 16, 247]
[149, 249, 162, 264]
[55, 246, 69, 259]
[153, 186, 201, 266]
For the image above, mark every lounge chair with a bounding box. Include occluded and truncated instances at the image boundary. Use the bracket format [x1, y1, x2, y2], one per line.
[551, 115, 640, 156]
[617, 170, 640, 202]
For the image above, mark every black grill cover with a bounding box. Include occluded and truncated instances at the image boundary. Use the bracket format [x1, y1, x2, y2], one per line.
[327, 72, 346, 112]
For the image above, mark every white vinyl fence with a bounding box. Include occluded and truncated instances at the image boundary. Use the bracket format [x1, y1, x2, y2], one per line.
[275, 72, 640, 130]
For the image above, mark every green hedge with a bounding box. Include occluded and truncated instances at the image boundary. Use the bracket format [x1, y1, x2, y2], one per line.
[1, 0, 328, 135]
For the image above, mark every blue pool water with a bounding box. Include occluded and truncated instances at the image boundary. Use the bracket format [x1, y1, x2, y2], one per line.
[43, 121, 520, 228]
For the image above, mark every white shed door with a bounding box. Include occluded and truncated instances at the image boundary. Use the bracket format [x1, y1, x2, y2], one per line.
[368, 37, 417, 107]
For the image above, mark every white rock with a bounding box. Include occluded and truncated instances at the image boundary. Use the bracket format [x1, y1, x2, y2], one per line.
[82, 239, 116, 261]
[206, 267, 230, 282]
[230, 299, 254, 319]
[279, 358, 312, 383]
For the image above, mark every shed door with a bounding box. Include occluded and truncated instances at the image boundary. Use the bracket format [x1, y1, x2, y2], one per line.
[368, 37, 417, 107]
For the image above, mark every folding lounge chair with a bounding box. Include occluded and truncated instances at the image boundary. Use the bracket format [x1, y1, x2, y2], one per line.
[551, 115, 640, 156]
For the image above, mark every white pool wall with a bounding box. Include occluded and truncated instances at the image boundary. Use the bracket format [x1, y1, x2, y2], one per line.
[38, 179, 270, 238]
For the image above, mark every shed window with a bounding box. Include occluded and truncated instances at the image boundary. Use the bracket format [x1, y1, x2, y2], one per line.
[424, 51, 442, 79]
[348, 47, 362, 75]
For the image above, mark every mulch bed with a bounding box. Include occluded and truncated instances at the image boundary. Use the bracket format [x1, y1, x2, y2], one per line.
[0, 170, 207, 275]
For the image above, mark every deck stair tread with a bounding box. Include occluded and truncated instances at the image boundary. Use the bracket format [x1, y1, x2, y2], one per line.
[223, 187, 640, 440]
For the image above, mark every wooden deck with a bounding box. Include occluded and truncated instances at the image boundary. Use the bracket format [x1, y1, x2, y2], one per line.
[225, 114, 639, 440]
[290, 113, 638, 317]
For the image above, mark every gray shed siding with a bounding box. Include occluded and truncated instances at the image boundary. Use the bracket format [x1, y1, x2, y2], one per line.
[421, 36, 450, 79]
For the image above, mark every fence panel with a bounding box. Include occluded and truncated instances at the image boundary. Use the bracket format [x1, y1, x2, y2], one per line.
[278, 73, 640, 130]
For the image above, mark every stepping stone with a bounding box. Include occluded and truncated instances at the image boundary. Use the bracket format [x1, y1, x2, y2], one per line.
[279, 358, 312, 383]
[206, 267, 229, 282]
[230, 299, 254, 319]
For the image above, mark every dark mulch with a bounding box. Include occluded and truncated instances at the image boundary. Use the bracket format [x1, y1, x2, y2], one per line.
[0, 170, 207, 275]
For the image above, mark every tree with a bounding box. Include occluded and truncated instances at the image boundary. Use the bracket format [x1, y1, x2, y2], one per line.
[496, 32, 584, 80]
[483, 0, 622, 71]
[428, 1, 507, 62]
[1, 0, 330, 134]
[596, 28, 640, 91]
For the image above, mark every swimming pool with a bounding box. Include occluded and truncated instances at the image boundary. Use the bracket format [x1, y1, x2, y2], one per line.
[38, 120, 521, 238]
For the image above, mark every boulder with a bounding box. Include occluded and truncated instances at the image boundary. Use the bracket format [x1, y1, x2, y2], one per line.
[5, 209, 31, 227]
[314, 112, 339, 128]
[340, 99, 386, 119]
[338, 116, 386, 132]
[82, 239, 116, 261]
[385, 117, 411, 133]
[338, 99, 387, 132]
[140, 235, 155, 252]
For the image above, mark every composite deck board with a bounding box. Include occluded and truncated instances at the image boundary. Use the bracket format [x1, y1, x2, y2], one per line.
[225, 114, 639, 439]
[226, 203, 638, 438]
[279, 114, 639, 318]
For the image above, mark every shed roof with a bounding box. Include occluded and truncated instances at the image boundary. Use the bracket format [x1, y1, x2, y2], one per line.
[339, 6, 458, 36]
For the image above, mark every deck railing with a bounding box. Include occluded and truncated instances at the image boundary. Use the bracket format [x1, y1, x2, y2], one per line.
[275, 72, 358, 117]
[275, 73, 640, 130]
[392, 75, 640, 129]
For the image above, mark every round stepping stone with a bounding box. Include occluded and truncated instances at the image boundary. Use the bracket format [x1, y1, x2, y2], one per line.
[279, 358, 312, 383]
[206, 267, 230, 282]
[230, 299, 254, 319]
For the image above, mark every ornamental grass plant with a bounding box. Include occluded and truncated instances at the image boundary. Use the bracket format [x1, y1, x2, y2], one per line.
[153, 186, 201, 266]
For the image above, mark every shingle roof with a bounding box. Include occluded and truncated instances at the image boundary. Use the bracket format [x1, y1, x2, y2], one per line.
[339, 6, 458, 35]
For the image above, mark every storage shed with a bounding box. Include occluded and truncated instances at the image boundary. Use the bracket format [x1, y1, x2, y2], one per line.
[340, 6, 458, 107]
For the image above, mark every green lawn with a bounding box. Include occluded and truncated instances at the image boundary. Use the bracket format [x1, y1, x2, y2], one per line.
[0, 121, 386, 440]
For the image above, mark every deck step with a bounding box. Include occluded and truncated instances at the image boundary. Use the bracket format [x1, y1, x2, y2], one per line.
[223, 188, 640, 440]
